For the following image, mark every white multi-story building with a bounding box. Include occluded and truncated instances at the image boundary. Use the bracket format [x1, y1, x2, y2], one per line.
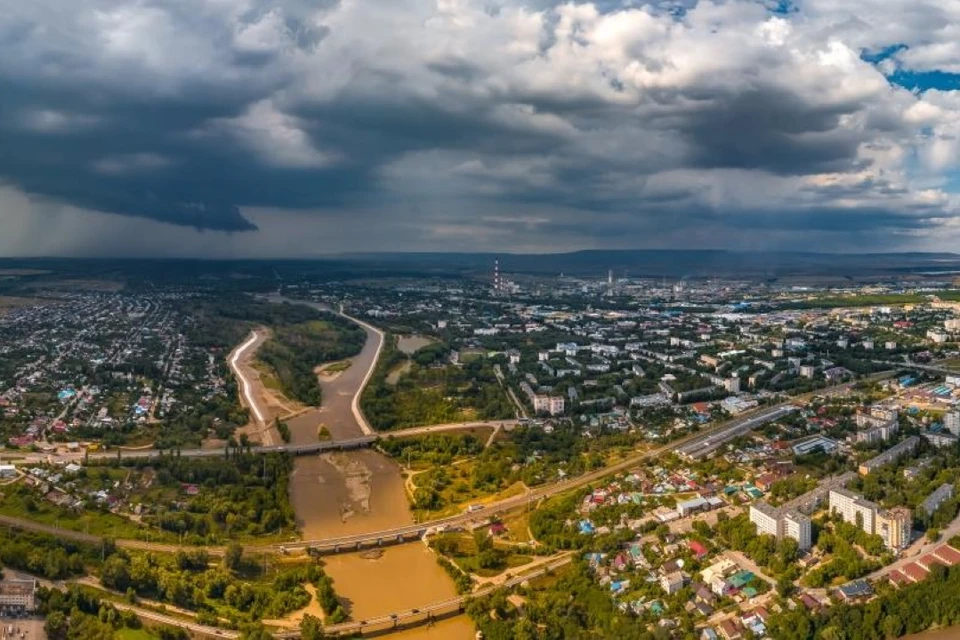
[0, 579, 36, 612]
[877, 507, 912, 551]
[749, 502, 781, 538]
[829, 488, 877, 534]
[548, 395, 565, 416]
[944, 411, 960, 436]
[829, 488, 912, 550]
[783, 511, 812, 551]
[749, 501, 812, 551]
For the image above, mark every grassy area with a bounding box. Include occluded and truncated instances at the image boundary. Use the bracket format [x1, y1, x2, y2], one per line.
[500, 512, 535, 544]
[436, 532, 537, 578]
[0, 484, 170, 541]
[115, 628, 159, 640]
[412, 465, 529, 520]
[322, 360, 352, 374]
[937, 358, 960, 370]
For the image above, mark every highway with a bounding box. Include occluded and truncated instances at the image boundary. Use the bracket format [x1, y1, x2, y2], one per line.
[379, 420, 518, 439]
[76, 421, 516, 462]
[872, 359, 959, 377]
[675, 405, 798, 460]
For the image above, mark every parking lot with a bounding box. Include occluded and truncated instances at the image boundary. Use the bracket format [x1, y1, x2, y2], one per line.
[0, 618, 45, 640]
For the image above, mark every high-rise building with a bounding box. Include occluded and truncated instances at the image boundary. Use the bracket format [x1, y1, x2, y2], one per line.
[548, 395, 565, 416]
[829, 488, 877, 534]
[829, 488, 913, 550]
[749, 501, 812, 551]
[749, 502, 781, 538]
[876, 507, 912, 551]
[944, 411, 960, 436]
[783, 511, 812, 551]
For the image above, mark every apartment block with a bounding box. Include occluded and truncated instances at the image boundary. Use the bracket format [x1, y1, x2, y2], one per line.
[944, 411, 960, 436]
[829, 488, 877, 534]
[921, 483, 954, 517]
[858, 436, 920, 475]
[783, 511, 813, 552]
[877, 507, 912, 551]
[749, 501, 812, 551]
[829, 488, 913, 550]
[749, 502, 781, 538]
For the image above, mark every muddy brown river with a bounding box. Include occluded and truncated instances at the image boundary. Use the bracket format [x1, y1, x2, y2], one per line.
[275, 297, 473, 639]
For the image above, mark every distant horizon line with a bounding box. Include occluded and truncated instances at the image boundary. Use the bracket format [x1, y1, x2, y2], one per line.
[1, 249, 960, 261]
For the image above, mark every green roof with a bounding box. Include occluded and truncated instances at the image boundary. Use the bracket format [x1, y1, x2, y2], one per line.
[729, 571, 755, 588]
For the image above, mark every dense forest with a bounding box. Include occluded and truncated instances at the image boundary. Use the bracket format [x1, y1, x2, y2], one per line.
[362, 335, 514, 430]
[41, 586, 185, 640]
[0, 528, 99, 579]
[99, 546, 334, 624]
[258, 318, 365, 406]
[105, 452, 297, 541]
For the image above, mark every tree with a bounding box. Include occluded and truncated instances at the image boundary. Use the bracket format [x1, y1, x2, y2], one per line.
[44, 611, 67, 640]
[776, 575, 795, 598]
[101, 555, 131, 592]
[300, 614, 325, 640]
[224, 542, 244, 571]
[239, 623, 273, 640]
[882, 614, 904, 638]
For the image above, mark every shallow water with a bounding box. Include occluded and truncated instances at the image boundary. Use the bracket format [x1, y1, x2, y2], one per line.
[289, 454, 473, 640]
[274, 298, 473, 639]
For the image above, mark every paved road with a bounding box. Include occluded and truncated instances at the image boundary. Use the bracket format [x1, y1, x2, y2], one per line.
[229, 330, 269, 426]
[379, 420, 518, 439]
[872, 359, 958, 377]
[868, 509, 960, 580]
[675, 405, 798, 459]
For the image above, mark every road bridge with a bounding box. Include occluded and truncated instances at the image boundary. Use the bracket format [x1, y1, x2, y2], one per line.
[872, 359, 960, 377]
[9, 370, 892, 560]
[275, 556, 574, 638]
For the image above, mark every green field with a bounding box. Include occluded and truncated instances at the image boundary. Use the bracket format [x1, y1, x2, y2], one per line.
[115, 628, 159, 640]
[0, 485, 169, 541]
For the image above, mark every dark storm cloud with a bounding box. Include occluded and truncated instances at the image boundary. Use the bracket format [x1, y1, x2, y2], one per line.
[0, 0, 956, 252]
[678, 86, 863, 174]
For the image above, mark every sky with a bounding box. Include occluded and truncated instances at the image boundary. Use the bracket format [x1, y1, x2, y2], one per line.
[1, 0, 960, 257]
